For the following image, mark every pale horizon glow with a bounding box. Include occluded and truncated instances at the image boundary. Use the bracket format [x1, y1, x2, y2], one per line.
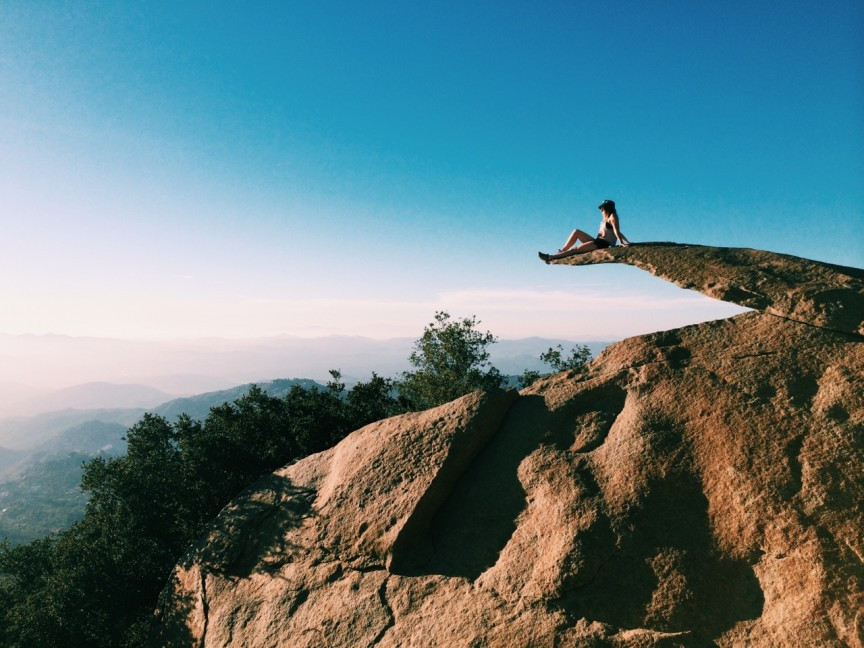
[0, 285, 749, 341]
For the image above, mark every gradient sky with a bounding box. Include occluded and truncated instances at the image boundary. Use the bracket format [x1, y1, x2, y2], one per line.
[1, 1, 862, 341]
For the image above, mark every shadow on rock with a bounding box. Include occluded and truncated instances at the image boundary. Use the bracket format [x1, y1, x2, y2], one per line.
[562, 468, 764, 641]
[149, 571, 199, 648]
[391, 394, 553, 579]
[182, 473, 316, 579]
[549, 383, 628, 453]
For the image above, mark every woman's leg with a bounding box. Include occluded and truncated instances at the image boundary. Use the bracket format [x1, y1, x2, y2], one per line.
[560, 229, 595, 252]
[551, 240, 598, 259]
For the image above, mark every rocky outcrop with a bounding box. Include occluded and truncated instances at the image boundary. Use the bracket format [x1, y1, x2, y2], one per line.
[155, 246, 864, 647]
[551, 243, 864, 337]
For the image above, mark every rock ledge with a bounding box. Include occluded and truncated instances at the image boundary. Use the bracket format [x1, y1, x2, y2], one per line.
[550, 243, 864, 336]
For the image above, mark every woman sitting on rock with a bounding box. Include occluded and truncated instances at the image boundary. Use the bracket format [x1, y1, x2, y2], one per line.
[539, 199, 631, 263]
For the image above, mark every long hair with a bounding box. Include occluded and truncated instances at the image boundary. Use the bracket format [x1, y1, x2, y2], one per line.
[598, 199, 617, 218]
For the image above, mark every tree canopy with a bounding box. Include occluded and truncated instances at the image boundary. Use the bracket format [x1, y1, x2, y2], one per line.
[520, 344, 593, 387]
[398, 311, 503, 410]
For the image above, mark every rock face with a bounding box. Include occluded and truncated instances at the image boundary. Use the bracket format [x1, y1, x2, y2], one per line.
[154, 245, 864, 647]
[552, 243, 864, 337]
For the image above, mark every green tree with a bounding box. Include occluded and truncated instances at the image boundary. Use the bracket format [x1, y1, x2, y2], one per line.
[0, 537, 61, 647]
[398, 311, 503, 410]
[521, 344, 593, 388]
[347, 372, 402, 424]
[540, 344, 592, 372]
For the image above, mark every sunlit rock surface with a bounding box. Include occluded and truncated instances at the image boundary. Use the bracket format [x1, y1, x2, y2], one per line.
[552, 243, 864, 337]
[154, 246, 864, 647]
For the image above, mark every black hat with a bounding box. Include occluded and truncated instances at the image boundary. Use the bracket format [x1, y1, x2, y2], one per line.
[598, 199, 615, 211]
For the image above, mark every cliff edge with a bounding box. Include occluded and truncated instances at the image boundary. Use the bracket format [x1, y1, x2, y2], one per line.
[154, 245, 864, 647]
[551, 243, 864, 337]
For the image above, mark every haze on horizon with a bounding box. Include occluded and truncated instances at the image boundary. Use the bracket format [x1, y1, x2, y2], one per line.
[1, 2, 861, 343]
[0, 332, 620, 410]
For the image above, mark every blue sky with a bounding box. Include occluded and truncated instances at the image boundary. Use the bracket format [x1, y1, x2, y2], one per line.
[1, 1, 861, 340]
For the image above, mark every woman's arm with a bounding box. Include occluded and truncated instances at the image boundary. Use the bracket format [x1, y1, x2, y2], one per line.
[610, 216, 631, 247]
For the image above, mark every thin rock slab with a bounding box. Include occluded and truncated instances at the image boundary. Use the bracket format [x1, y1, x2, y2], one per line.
[549, 243, 864, 336]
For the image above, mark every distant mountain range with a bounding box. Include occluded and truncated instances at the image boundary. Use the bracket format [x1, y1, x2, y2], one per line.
[0, 378, 328, 453]
[0, 333, 612, 410]
[1, 382, 176, 418]
[151, 378, 324, 422]
[0, 408, 145, 455]
[0, 378, 329, 545]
